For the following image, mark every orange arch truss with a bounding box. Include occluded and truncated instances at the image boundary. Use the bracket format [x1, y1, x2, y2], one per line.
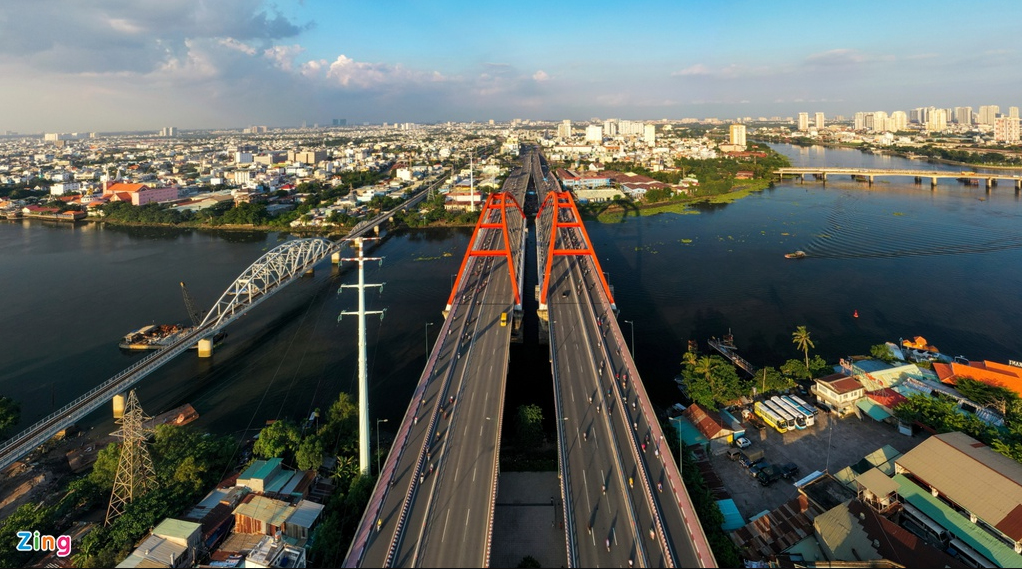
[446, 192, 526, 309]
[537, 190, 615, 309]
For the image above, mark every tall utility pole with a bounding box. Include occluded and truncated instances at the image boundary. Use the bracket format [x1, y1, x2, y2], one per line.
[106, 390, 156, 526]
[338, 237, 385, 474]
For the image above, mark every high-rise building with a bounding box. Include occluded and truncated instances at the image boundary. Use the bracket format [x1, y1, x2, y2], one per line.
[798, 112, 810, 131]
[332, 119, 347, 126]
[994, 117, 1021, 143]
[643, 124, 656, 145]
[872, 111, 889, 133]
[585, 125, 603, 143]
[890, 111, 908, 132]
[557, 119, 572, 139]
[926, 108, 948, 132]
[955, 107, 973, 125]
[729, 124, 747, 148]
[1011, 107, 1020, 119]
[814, 112, 825, 130]
[159, 127, 177, 137]
[854, 112, 867, 131]
[603, 119, 618, 136]
[979, 105, 1000, 125]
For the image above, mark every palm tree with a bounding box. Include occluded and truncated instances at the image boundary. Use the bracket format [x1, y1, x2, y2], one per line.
[694, 356, 718, 389]
[682, 351, 698, 368]
[792, 326, 815, 372]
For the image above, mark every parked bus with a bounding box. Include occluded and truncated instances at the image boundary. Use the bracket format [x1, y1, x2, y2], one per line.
[771, 396, 808, 429]
[781, 395, 817, 427]
[765, 398, 802, 430]
[754, 401, 788, 434]
[790, 394, 819, 416]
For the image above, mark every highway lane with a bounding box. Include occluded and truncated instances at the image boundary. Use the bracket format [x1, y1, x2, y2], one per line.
[355, 162, 527, 567]
[563, 242, 715, 567]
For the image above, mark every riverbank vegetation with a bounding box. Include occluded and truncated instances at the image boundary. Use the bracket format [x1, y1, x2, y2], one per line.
[0, 425, 236, 567]
[575, 144, 790, 221]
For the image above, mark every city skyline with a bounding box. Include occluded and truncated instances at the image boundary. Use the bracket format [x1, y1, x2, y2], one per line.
[3, 0, 1022, 132]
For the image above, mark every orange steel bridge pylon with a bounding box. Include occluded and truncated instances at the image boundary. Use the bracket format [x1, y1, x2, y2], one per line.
[537, 190, 615, 310]
[446, 192, 526, 310]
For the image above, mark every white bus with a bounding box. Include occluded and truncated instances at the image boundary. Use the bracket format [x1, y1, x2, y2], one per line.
[781, 395, 816, 427]
[753, 401, 788, 434]
[768, 396, 805, 429]
[790, 394, 819, 416]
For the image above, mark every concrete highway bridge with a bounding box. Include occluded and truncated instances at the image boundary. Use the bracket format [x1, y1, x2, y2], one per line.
[346, 148, 715, 567]
[776, 166, 1022, 189]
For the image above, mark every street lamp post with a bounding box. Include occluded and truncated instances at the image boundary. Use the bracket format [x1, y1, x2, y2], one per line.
[625, 320, 635, 359]
[425, 322, 434, 357]
[376, 418, 389, 475]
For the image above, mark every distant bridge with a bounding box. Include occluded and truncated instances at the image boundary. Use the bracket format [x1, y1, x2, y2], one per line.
[775, 167, 1022, 189]
[0, 179, 440, 473]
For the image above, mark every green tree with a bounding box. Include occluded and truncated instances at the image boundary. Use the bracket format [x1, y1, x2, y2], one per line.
[253, 419, 301, 460]
[516, 404, 545, 449]
[955, 377, 1018, 416]
[0, 395, 20, 438]
[679, 354, 746, 410]
[296, 435, 325, 471]
[754, 366, 794, 395]
[870, 343, 896, 363]
[792, 325, 815, 371]
[89, 442, 122, 490]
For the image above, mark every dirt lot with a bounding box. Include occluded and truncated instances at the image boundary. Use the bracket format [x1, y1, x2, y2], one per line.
[709, 410, 927, 521]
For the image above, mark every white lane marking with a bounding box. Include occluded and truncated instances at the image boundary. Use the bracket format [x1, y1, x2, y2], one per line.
[465, 508, 471, 529]
[442, 509, 451, 542]
[473, 466, 477, 482]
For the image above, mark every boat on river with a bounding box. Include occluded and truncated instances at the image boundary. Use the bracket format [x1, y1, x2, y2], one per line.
[784, 250, 806, 259]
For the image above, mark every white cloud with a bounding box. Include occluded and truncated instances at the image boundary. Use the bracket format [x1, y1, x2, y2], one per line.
[264, 44, 305, 70]
[672, 63, 711, 76]
[221, 38, 257, 56]
[532, 70, 549, 82]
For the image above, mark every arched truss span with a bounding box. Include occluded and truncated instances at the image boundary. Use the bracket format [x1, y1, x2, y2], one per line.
[200, 238, 336, 330]
[537, 190, 615, 310]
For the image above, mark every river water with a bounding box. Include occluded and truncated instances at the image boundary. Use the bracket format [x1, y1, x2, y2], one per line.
[2, 143, 1022, 441]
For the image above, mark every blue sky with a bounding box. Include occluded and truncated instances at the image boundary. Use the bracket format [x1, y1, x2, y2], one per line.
[1, 0, 1020, 132]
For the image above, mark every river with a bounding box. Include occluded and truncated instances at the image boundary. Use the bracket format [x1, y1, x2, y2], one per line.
[2, 143, 1021, 442]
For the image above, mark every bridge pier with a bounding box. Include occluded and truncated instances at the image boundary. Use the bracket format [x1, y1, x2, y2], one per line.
[799, 174, 804, 184]
[1016, 179, 1021, 192]
[373, 225, 380, 235]
[821, 172, 827, 183]
[868, 175, 874, 185]
[197, 338, 213, 358]
[914, 176, 921, 184]
[931, 177, 938, 187]
[986, 178, 994, 188]
[331, 251, 341, 265]
[112, 392, 126, 419]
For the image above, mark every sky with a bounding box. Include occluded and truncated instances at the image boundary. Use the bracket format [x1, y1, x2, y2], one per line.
[2, 0, 1021, 132]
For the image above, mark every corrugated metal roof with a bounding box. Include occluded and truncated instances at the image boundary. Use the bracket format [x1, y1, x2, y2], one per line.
[286, 499, 325, 529]
[153, 518, 200, 541]
[895, 432, 1022, 541]
[234, 495, 294, 527]
[855, 467, 899, 497]
[715, 499, 745, 531]
[856, 398, 891, 421]
[894, 474, 1020, 568]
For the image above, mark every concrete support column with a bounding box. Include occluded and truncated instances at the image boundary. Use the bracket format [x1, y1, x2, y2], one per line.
[112, 393, 126, 419]
[373, 225, 380, 234]
[931, 177, 938, 187]
[331, 251, 341, 265]
[868, 175, 874, 185]
[800, 174, 805, 183]
[986, 178, 993, 188]
[197, 338, 213, 358]
[821, 172, 827, 182]
[914, 176, 921, 184]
